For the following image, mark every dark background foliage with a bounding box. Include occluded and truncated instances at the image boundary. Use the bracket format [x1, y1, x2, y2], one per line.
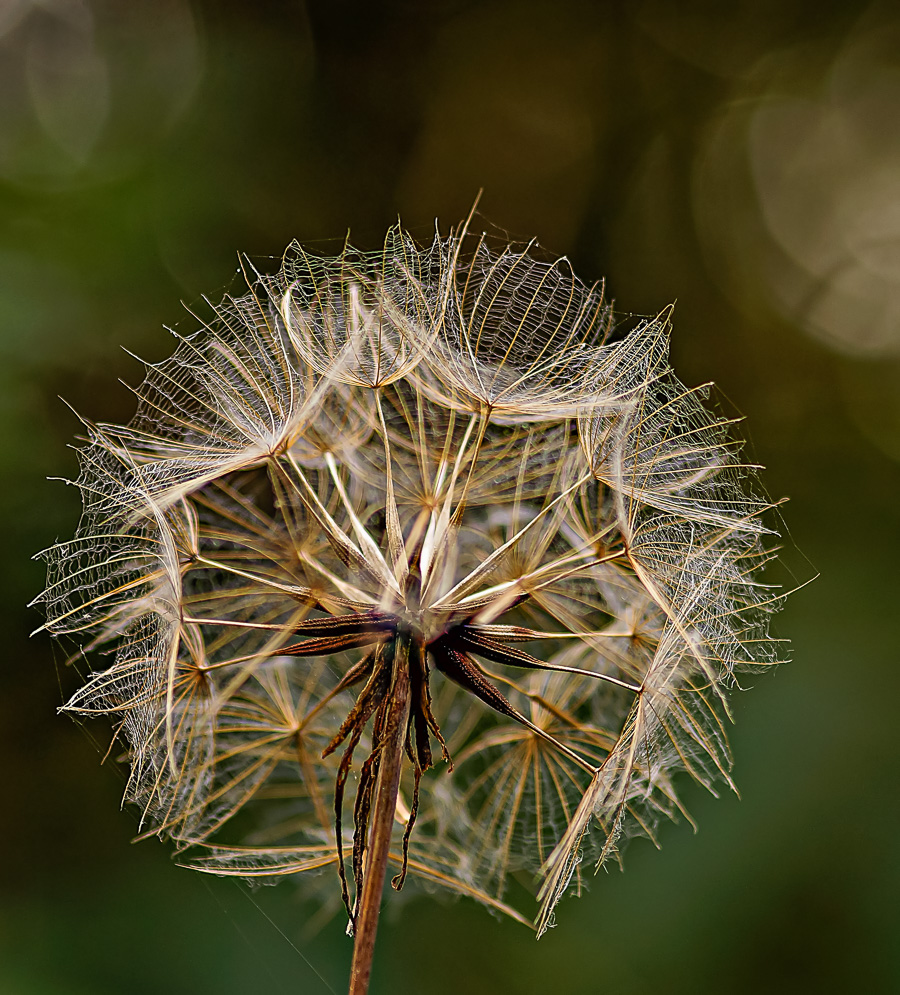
[3, 1, 898, 992]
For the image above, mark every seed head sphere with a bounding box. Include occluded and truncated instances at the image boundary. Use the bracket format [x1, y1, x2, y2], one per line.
[35, 219, 785, 959]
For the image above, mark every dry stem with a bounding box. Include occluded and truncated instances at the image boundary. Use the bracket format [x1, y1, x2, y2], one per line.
[348, 634, 412, 995]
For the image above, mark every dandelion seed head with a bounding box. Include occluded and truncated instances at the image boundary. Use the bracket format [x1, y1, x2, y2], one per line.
[34, 218, 787, 941]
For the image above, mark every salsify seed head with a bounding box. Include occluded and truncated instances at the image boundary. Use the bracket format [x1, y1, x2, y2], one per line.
[34, 220, 785, 935]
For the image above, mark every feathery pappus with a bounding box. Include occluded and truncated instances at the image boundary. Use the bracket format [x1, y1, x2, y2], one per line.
[33, 216, 786, 994]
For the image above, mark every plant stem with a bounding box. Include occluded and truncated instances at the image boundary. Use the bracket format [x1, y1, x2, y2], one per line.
[348, 633, 412, 995]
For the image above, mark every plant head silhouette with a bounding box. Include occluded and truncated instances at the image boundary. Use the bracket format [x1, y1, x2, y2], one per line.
[34, 216, 786, 995]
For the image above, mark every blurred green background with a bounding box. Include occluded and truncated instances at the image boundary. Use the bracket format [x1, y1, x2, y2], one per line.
[3, 1, 898, 992]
